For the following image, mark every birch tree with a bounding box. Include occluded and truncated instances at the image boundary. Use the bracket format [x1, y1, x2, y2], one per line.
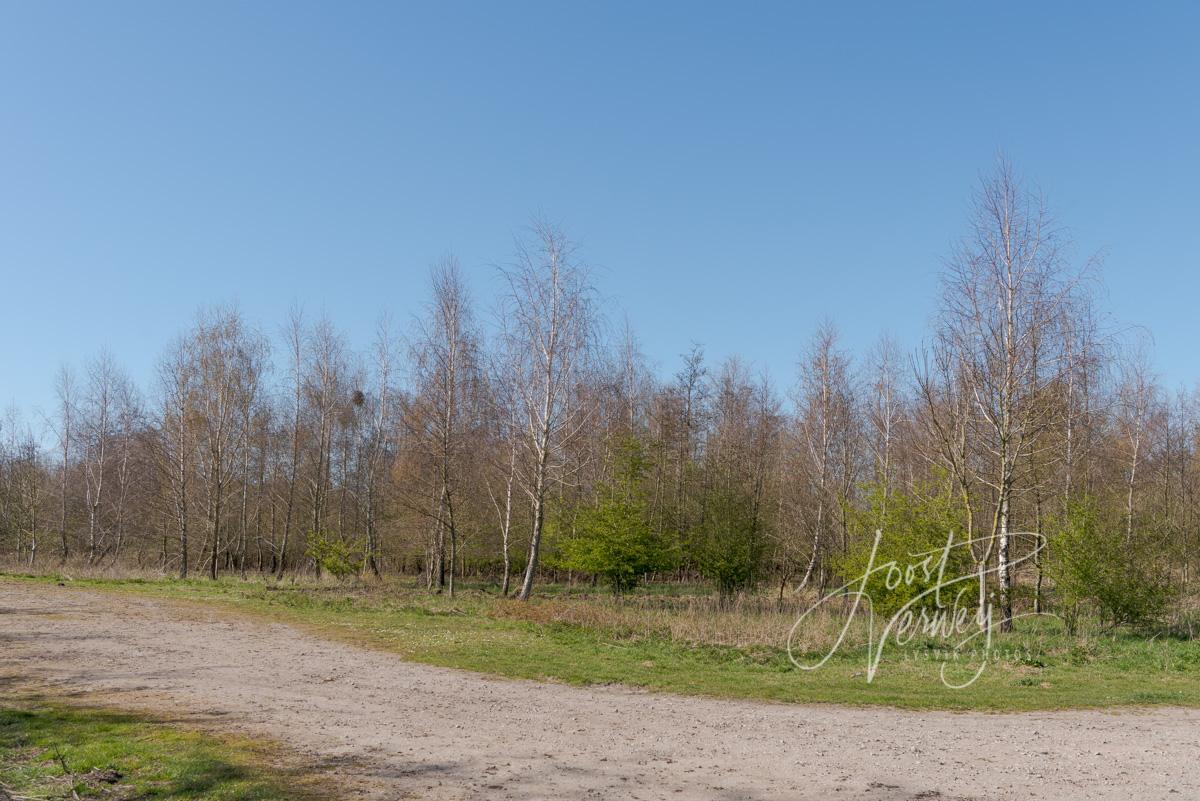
[792, 321, 854, 589]
[405, 259, 482, 595]
[277, 307, 306, 577]
[80, 351, 125, 563]
[937, 158, 1079, 631]
[498, 221, 597, 600]
[191, 307, 268, 579]
[1116, 342, 1159, 543]
[53, 365, 76, 561]
[361, 316, 398, 577]
[158, 335, 195, 578]
[303, 318, 348, 567]
[865, 334, 905, 502]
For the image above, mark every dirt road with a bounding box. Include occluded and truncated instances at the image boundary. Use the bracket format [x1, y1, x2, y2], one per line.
[1, 582, 1195, 800]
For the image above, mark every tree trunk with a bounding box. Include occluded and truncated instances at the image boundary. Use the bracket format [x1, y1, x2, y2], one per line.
[997, 492, 1013, 633]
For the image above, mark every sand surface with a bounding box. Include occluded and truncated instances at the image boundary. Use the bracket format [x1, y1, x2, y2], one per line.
[2, 581, 1195, 800]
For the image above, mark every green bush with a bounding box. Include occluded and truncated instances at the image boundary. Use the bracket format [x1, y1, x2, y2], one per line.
[556, 437, 671, 595]
[1048, 499, 1175, 631]
[836, 485, 975, 621]
[305, 532, 364, 580]
[691, 485, 765, 601]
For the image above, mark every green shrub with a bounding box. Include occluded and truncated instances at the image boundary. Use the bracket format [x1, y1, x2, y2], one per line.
[836, 485, 975, 621]
[556, 437, 671, 595]
[305, 532, 364, 580]
[691, 485, 765, 601]
[1048, 499, 1175, 631]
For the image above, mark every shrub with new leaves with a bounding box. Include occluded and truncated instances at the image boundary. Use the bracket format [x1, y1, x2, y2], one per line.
[305, 532, 364, 580]
[556, 437, 671, 595]
[836, 485, 974, 622]
[691, 484, 765, 601]
[1049, 498, 1175, 631]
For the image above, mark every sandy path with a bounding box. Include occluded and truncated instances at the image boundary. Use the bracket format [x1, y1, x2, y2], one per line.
[1, 583, 1195, 801]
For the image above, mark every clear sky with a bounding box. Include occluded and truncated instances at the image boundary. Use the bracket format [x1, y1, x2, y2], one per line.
[3, 2, 1199, 425]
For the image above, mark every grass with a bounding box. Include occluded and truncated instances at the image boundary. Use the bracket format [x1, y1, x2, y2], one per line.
[0, 695, 328, 800]
[6, 572, 1200, 712]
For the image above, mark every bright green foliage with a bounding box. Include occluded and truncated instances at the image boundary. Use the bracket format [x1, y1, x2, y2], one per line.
[304, 533, 363, 579]
[837, 485, 974, 621]
[1049, 498, 1175, 631]
[557, 438, 671, 594]
[691, 485, 765, 600]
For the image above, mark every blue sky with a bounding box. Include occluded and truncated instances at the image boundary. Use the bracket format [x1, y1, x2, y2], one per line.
[2, 2, 1199, 424]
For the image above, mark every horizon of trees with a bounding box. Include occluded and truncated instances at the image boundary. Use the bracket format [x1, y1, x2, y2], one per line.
[1, 160, 1196, 627]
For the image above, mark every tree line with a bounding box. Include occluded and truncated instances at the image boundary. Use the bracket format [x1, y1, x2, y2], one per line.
[1, 161, 1195, 626]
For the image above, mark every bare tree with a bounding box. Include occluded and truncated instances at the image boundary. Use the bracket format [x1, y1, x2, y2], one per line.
[191, 307, 268, 580]
[792, 321, 854, 590]
[108, 378, 142, 564]
[53, 365, 76, 562]
[498, 221, 597, 600]
[277, 307, 306, 577]
[671, 344, 708, 548]
[1, 412, 44, 566]
[159, 335, 195, 578]
[914, 336, 980, 597]
[80, 351, 126, 563]
[406, 259, 482, 596]
[303, 318, 348, 568]
[1116, 340, 1159, 543]
[361, 316, 398, 577]
[936, 158, 1079, 631]
[615, 317, 650, 434]
[865, 334, 905, 503]
[484, 368, 521, 596]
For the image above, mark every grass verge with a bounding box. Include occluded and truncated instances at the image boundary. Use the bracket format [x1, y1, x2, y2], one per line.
[6, 573, 1200, 712]
[0, 694, 328, 800]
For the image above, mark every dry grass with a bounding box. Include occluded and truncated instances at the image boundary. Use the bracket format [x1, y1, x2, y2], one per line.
[486, 591, 865, 652]
[3, 558, 866, 654]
